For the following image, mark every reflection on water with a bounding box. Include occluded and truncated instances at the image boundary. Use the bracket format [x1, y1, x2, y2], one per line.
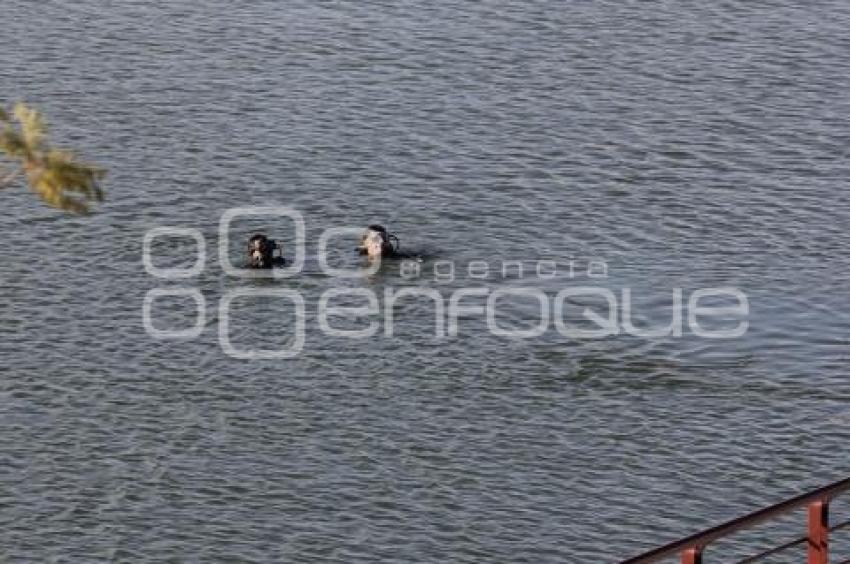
[1, 0, 850, 561]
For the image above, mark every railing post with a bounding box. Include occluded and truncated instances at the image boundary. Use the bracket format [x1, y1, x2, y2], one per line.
[681, 546, 702, 564]
[807, 500, 829, 564]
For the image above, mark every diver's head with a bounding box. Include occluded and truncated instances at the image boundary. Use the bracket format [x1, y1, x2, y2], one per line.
[247, 233, 278, 268]
[359, 224, 395, 259]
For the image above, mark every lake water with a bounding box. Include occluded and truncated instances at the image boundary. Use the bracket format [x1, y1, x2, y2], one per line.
[2, 1, 849, 561]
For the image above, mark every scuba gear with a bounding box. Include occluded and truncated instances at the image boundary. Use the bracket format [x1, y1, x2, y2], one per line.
[358, 224, 401, 257]
[247, 233, 283, 268]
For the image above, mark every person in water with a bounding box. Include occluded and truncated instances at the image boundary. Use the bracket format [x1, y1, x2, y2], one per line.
[357, 224, 407, 259]
[247, 233, 286, 268]
[246, 225, 410, 269]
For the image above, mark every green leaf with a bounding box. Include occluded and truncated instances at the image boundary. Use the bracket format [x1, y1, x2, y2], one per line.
[1, 103, 106, 213]
[14, 102, 46, 151]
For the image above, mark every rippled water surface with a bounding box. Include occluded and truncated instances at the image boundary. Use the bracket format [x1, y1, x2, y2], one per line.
[2, 1, 850, 561]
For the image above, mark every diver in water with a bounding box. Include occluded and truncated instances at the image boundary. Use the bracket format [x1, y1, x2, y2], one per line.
[357, 224, 414, 259]
[246, 233, 286, 268]
[246, 225, 413, 269]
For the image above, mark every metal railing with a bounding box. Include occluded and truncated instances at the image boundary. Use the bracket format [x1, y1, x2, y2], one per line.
[623, 477, 850, 564]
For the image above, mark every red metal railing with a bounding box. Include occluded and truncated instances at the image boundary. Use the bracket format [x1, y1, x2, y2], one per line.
[623, 477, 850, 564]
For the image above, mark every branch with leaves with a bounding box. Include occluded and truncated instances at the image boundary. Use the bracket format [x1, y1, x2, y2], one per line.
[0, 103, 105, 214]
